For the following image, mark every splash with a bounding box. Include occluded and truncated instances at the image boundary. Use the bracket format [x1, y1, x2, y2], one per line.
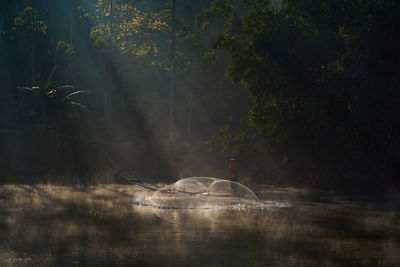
[133, 177, 290, 210]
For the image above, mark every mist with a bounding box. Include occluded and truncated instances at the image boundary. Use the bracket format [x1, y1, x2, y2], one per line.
[1, 0, 400, 266]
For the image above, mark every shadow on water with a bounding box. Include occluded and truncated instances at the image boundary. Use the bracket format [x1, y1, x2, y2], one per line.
[1, 184, 400, 266]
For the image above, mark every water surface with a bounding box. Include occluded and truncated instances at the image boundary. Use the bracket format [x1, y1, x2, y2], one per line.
[0, 184, 399, 266]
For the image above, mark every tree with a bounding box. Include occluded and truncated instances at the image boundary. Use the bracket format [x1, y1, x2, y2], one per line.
[211, 0, 400, 188]
[11, 6, 47, 86]
[169, 0, 176, 145]
[90, 0, 167, 125]
[197, 0, 237, 112]
[17, 67, 90, 150]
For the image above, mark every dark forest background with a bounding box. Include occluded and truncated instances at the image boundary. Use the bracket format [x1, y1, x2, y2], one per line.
[0, 0, 399, 194]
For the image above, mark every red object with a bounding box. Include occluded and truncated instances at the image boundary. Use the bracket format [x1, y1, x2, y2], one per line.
[229, 162, 239, 181]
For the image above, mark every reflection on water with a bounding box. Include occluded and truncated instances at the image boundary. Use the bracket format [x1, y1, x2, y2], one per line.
[1, 184, 400, 266]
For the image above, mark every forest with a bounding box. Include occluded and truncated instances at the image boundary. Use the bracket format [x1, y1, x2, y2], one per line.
[1, 0, 399, 194]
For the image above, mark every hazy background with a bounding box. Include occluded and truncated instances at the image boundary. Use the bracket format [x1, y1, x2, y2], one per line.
[0, 0, 399, 195]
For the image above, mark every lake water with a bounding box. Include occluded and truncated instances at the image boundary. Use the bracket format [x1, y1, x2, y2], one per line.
[1, 183, 400, 266]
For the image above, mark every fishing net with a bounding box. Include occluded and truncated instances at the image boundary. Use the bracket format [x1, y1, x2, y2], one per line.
[136, 177, 276, 210]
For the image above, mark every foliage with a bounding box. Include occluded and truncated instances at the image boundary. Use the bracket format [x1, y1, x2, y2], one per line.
[90, 0, 167, 56]
[17, 68, 91, 130]
[197, 0, 238, 64]
[2, 0, 398, 190]
[197, 0, 237, 33]
[11, 6, 47, 38]
[207, 116, 252, 158]
[214, 0, 400, 185]
[56, 41, 74, 55]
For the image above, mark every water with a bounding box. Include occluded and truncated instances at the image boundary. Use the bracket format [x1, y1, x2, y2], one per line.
[138, 177, 281, 210]
[1, 183, 400, 266]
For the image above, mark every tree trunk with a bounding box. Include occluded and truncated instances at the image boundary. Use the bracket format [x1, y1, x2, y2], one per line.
[169, 0, 176, 145]
[216, 18, 224, 115]
[53, 0, 57, 67]
[0, 0, 10, 45]
[68, 0, 76, 83]
[187, 87, 194, 141]
[31, 54, 35, 86]
[104, 0, 112, 126]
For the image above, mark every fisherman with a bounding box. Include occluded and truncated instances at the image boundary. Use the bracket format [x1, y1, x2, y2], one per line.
[229, 157, 238, 195]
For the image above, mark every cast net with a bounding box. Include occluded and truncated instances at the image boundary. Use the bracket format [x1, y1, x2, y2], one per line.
[136, 177, 277, 210]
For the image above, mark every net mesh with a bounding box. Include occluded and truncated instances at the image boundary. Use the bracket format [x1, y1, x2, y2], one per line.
[140, 177, 267, 210]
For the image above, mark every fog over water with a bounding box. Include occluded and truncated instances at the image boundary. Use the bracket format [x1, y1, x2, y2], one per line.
[1, 0, 400, 265]
[1, 183, 400, 266]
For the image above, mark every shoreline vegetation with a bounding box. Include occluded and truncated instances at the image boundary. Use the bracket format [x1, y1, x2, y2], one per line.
[1, 0, 399, 195]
